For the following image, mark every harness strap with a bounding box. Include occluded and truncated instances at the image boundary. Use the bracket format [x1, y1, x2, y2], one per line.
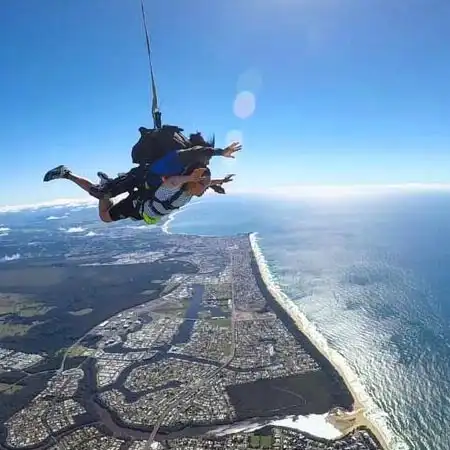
[155, 188, 186, 211]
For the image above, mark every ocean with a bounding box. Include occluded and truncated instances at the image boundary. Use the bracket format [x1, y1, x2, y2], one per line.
[1, 192, 450, 450]
[168, 193, 450, 450]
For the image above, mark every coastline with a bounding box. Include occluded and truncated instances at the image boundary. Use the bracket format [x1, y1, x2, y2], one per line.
[248, 232, 397, 450]
[161, 201, 203, 235]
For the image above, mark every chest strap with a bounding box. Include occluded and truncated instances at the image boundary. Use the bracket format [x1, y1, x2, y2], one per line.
[143, 188, 186, 217]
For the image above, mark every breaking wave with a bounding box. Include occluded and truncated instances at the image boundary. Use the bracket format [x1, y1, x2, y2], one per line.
[46, 215, 68, 220]
[59, 227, 86, 234]
[249, 232, 408, 450]
[1, 253, 21, 262]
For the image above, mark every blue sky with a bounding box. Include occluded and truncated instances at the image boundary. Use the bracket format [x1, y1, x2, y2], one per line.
[2, 0, 450, 206]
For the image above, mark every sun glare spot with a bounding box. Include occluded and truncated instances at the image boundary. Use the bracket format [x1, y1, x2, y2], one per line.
[233, 91, 256, 119]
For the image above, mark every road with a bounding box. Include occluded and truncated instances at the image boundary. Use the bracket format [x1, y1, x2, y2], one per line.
[144, 252, 237, 450]
[59, 329, 92, 373]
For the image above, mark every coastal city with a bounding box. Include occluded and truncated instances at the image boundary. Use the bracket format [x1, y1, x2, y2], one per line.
[0, 234, 384, 450]
[0, 347, 44, 372]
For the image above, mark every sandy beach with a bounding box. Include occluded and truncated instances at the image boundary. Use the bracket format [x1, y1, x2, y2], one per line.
[249, 232, 392, 450]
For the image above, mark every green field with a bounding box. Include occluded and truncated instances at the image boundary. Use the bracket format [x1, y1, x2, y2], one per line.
[249, 434, 272, 449]
[209, 317, 231, 328]
[0, 323, 33, 338]
[0, 294, 53, 318]
[152, 299, 190, 317]
[0, 383, 22, 395]
[57, 345, 92, 358]
[222, 342, 232, 356]
[260, 436, 273, 448]
[69, 308, 93, 316]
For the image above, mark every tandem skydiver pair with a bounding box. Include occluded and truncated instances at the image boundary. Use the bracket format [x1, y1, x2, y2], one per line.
[43, 125, 241, 226]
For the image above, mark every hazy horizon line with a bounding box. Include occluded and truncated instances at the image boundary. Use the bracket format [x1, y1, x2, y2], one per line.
[1, 183, 450, 213]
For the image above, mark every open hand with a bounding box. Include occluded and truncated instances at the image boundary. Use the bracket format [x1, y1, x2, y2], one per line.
[222, 142, 242, 158]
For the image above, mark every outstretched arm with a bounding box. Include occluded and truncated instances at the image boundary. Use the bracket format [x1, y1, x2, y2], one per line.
[175, 146, 223, 167]
[150, 143, 242, 179]
[176, 142, 242, 167]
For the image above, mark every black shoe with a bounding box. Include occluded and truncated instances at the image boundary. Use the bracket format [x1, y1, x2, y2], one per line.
[43, 165, 70, 182]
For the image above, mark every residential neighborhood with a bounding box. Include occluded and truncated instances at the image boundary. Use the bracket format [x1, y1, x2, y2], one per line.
[1, 235, 383, 450]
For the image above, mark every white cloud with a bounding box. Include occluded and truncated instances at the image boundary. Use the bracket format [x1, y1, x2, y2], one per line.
[1, 183, 448, 217]
[0, 197, 97, 214]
